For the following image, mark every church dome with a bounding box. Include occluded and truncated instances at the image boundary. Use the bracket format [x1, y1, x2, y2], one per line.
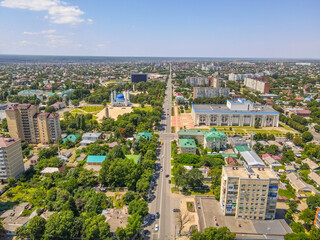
[117, 94, 124, 99]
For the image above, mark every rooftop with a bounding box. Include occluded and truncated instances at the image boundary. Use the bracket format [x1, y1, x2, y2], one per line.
[240, 151, 265, 167]
[87, 155, 106, 163]
[82, 132, 102, 138]
[179, 138, 197, 148]
[308, 172, 320, 186]
[0, 138, 19, 147]
[136, 131, 152, 140]
[302, 158, 319, 170]
[192, 104, 278, 114]
[62, 134, 80, 144]
[224, 166, 278, 179]
[235, 145, 250, 152]
[178, 129, 204, 136]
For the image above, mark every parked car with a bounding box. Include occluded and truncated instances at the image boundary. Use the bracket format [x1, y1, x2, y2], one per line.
[155, 224, 159, 232]
[165, 174, 169, 178]
[169, 180, 171, 184]
[150, 214, 155, 220]
[173, 208, 180, 212]
[156, 212, 160, 218]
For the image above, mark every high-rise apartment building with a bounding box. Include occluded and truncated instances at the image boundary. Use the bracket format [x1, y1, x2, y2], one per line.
[5, 104, 61, 144]
[193, 87, 230, 99]
[0, 138, 24, 182]
[244, 77, 270, 94]
[220, 166, 279, 220]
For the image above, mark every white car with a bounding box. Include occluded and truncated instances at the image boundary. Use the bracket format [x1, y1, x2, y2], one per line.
[154, 224, 159, 232]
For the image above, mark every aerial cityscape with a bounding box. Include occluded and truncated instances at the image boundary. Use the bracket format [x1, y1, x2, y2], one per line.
[0, 0, 320, 240]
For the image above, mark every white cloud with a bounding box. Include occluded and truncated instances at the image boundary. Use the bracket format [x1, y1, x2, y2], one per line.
[87, 18, 93, 24]
[0, 0, 85, 24]
[23, 29, 56, 35]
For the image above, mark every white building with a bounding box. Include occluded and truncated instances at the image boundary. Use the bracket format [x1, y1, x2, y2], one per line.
[193, 87, 230, 99]
[191, 99, 279, 127]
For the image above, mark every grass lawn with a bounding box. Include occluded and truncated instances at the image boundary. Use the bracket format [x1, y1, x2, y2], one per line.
[171, 126, 175, 133]
[133, 106, 153, 112]
[185, 108, 191, 113]
[171, 107, 175, 116]
[70, 109, 83, 114]
[80, 106, 104, 113]
[278, 189, 295, 199]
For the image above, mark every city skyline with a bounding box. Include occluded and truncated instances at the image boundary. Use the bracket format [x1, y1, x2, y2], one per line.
[0, 0, 320, 58]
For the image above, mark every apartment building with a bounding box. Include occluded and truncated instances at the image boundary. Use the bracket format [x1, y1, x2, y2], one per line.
[244, 77, 270, 94]
[185, 76, 222, 87]
[0, 138, 24, 182]
[193, 87, 230, 99]
[220, 166, 279, 220]
[5, 104, 61, 144]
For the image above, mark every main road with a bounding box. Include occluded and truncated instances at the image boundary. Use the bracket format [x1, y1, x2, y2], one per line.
[149, 64, 178, 240]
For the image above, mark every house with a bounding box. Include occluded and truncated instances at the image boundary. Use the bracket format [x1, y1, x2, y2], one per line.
[308, 172, 320, 187]
[80, 132, 102, 145]
[285, 164, 296, 173]
[234, 145, 250, 154]
[302, 158, 320, 171]
[51, 102, 65, 110]
[136, 132, 152, 141]
[179, 138, 197, 154]
[40, 167, 61, 175]
[87, 155, 106, 165]
[76, 153, 87, 162]
[225, 156, 237, 166]
[261, 154, 282, 169]
[287, 172, 320, 197]
[125, 155, 141, 164]
[107, 142, 121, 148]
[62, 134, 80, 144]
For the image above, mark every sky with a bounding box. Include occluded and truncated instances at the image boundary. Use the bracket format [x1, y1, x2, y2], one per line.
[0, 0, 320, 58]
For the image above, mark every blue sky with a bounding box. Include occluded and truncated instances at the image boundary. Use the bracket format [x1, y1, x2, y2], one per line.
[0, 0, 319, 58]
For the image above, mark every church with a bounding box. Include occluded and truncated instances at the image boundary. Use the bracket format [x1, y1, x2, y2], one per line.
[110, 89, 131, 107]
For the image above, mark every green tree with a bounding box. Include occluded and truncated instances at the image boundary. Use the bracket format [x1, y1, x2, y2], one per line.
[290, 222, 305, 233]
[285, 132, 294, 140]
[302, 131, 314, 143]
[172, 164, 187, 189]
[214, 186, 221, 200]
[72, 99, 79, 106]
[289, 200, 298, 212]
[293, 137, 303, 146]
[284, 232, 310, 240]
[44, 211, 75, 239]
[115, 227, 127, 240]
[123, 191, 139, 205]
[128, 199, 148, 217]
[191, 226, 235, 240]
[185, 168, 204, 188]
[26, 216, 46, 240]
[254, 118, 260, 129]
[306, 195, 320, 211]
[299, 208, 315, 230]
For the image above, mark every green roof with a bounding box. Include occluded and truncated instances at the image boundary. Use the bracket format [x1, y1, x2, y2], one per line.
[62, 134, 80, 144]
[204, 128, 227, 141]
[177, 129, 204, 136]
[125, 155, 141, 164]
[136, 132, 152, 140]
[87, 155, 106, 163]
[179, 138, 196, 148]
[45, 92, 56, 97]
[208, 153, 238, 158]
[235, 145, 250, 152]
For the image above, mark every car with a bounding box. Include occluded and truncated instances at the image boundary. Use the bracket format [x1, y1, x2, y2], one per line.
[142, 220, 148, 227]
[160, 168, 163, 172]
[198, 205, 201, 209]
[154, 224, 159, 232]
[156, 212, 160, 219]
[143, 230, 150, 235]
[150, 214, 155, 220]
[169, 180, 171, 184]
[165, 174, 169, 178]
[173, 208, 180, 212]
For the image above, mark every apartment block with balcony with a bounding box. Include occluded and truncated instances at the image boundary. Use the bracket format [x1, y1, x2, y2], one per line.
[220, 166, 279, 220]
[0, 138, 24, 182]
[5, 104, 61, 144]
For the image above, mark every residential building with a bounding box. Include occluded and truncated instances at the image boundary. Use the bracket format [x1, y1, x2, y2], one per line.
[5, 104, 61, 144]
[18, 89, 43, 98]
[286, 172, 320, 197]
[51, 102, 65, 110]
[0, 138, 24, 182]
[136, 132, 152, 141]
[244, 77, 270, 93]
[220, 166, 279, 220]
[193, 87, 230, 99]
[261, 154, 282, 169]
[315, 207, 320, 229]
[191, 99, 279, 127]
[234, 145, 250, 153]
[86, 155, 106, 165]
[62, 134, 80, 144]
[308, 172, 320, 187]
[179, 139, 197, 154]
[185, 77, 209, 86]
[177, 127, 227, 150]
[302, 158, 320, 171]
[131, 73, 148, 83]
[80, 132, 102, 145]
[240, 151, 265, 168]
[57, 89, 74, 100]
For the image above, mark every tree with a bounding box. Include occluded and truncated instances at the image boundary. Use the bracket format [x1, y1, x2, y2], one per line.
[293, 137, 303, 146]
[289, 200, 298, 212]
[185, 168, 204, 188]
[115, 227, 127, 240]
[26, 216, 46, 240]
[44, 211, 75, 239]
[72, 99, 79, 106]
[191, 226, 235, 240]
[128, 199, 148, 217]
[299, 208, 315, 230]
[285, 209, 294, 221]
[254, 118, 260, 129]
[176, 212, 191, 235]
[302, 131, 314, 143]
[290, 222, 305, 233]
[285, 132, 294, 140]
[123, 191, 139, 205]
[214, 186, 221, 200]
[284, 232, 310, 240]
[172, 164, 187, 189]
[306, 195, 320, 211]
[253, 142, 264, 154]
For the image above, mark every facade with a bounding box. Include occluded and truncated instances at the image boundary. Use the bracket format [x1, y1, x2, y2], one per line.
[315, 207, 320, 229]
[193, 87, 230, 99]
[179, 139, 197, 154]
[191, 99, 279, 127]
[185, 77, 209, 86]
[131, 73, 148, 83]
[220, 166, 279, 220]
[110, 89, 131, 107]
[5, 104, 61, 144]
[244, 77, 270, 94]
[177, 127, 227, 150]
[0, 138, 24, 182]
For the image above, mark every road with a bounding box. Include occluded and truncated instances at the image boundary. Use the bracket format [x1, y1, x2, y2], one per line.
[147, 64, 179, 240]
